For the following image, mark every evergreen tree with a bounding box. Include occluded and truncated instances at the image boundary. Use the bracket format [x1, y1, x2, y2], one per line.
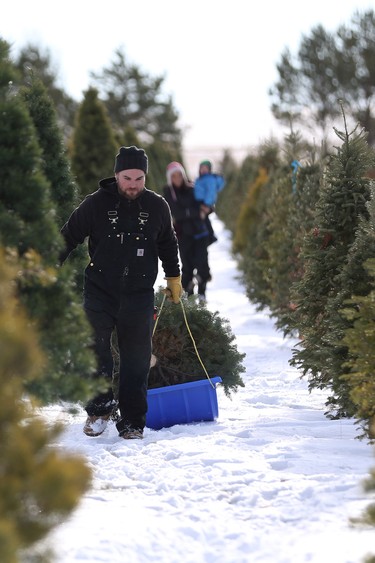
[339, 193, 375, 435]
[21, 76, 86, 292]
[91, 46, 182, 147]
[216, 142, 280, 233]
[350, 434, 375, 563]
[21, 77, 78, 224]
[356, 458, 375, 563]
[264, 132, 323, 334]
[0, 39, 97, 404]
[233, 166, 269, 254]
[0, 250, 91, 563]
[218, 149, 238, 197]
[290, 117, 375, 417]
[277, 159, 323, 334]
[14, 43, 77, 140]
[263, 169, 296, 319]
[234, 156, 277, 311]
[270, 25, 340, 138]
[270, 10, 375, 144]
[216, 153, 259, 232]
[341, 261, 375, 437]
[71, 87, 117, 198]
[18, 250, 98, 404]
[0, 39, 61, 259]
[224, 142, 280, 312]
[336, 10, 375, 145]
[120, 124, 141, 147]
[324, 191, 375, 420]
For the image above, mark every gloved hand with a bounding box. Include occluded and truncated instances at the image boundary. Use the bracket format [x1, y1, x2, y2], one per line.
[164, 276, 183, 304]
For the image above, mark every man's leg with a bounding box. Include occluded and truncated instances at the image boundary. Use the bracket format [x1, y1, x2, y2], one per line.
[84, 308, 117, 418]
[115, 291, 154, 438]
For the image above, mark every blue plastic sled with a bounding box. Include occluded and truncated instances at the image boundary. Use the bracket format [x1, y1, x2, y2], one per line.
[146, 376, 222, 430]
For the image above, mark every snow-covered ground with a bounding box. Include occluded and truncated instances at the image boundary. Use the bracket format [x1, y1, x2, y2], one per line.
[45, 215, 375, 563]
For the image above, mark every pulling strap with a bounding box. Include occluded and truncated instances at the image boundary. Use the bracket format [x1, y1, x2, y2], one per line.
[153, 293, 215, 389]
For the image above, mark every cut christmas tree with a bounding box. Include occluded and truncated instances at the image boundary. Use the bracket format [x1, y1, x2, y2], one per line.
[149, 290, 246, 396]
[112, 290, 246, 428]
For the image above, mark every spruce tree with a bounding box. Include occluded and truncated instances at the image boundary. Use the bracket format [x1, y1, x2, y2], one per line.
[0, 39, 96, 404]
[341, 262, 375, 437]
[357, 458, 375, 563]
[21, 77, 78, 224]
[215, 151, 241, 229]
[0, 250, 91, 563]
[266, 131, 323, 335]
[0, 40, 61, 259]
[217, 142, 280, 311]
[263, 168, 296, 321]
[233, 166, 269, 254]
[323, 190, 375, 420]
[71, 87, 117, 198]
[15, 42, 77, 141]
[339, 193, 375, 435]
[270, 10, 375, 145]
[216, 142, 278, 233]
[290, 116, 375, 416]
[91, 46, 182, 147]
[21, 76, 86, 293]
[236, 167, 274, 311]
[121, 124, 141, 147]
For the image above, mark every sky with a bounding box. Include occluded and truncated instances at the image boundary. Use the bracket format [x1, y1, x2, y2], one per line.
[2, 0, 375, 167]
[43, 215, 375, 563]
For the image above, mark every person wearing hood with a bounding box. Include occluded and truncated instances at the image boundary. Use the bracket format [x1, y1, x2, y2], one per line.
[163, 161, 211, 300]
[60, 146, 182, 440]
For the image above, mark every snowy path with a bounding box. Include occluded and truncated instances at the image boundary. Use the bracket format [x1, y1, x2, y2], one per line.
[46, 216, 375, 563]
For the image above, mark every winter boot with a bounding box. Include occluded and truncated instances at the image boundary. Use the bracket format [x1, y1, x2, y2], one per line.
[118, 424, 144, 440]
[83, 414, 110, 437]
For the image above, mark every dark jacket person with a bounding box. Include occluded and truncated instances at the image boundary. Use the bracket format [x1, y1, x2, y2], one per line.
[163, 162, 210, 300]
[60, 146, 182, 440]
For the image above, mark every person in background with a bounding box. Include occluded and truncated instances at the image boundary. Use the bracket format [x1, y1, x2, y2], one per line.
[60, 146, 182, 440]
[194, 160, 225, 245]
[163, 162, 211, 301]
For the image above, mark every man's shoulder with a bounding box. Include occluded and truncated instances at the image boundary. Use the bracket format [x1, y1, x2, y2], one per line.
[81, 186, 116, 204]
[144, 188, 168, 206]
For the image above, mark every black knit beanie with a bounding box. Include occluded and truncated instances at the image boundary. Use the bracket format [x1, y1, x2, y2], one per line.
[114, 146, 148, 174]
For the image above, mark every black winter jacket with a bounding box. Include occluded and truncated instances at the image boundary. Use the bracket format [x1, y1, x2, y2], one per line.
[163, 183, 208, 239]
[61, 178, 180, 314]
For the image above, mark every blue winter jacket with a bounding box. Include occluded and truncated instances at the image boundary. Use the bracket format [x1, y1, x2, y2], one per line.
[194, 173, 225, 206]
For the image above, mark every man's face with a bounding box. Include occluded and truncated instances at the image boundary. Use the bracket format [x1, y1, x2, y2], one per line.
[116, 169, 145, 199]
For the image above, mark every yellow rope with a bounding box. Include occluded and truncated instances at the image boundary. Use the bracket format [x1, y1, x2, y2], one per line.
[179, 298, 215, 388]
[153, 291, 215, 388]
